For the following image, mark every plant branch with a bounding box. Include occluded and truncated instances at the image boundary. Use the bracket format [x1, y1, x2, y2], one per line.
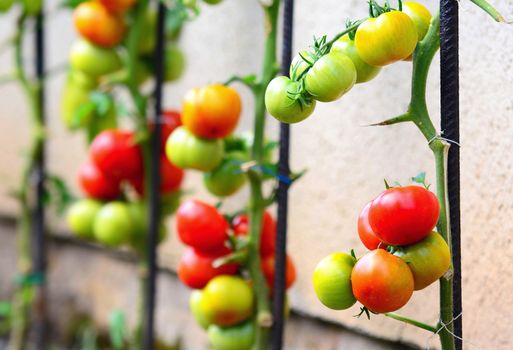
[384, 313, 438, 333]
[470, 0, 506, 22]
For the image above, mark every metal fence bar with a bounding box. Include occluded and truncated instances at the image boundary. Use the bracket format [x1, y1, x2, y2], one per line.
[439, 1, 462, 349]
[142, 1, 167, 349]
[271, 0, 294, 348]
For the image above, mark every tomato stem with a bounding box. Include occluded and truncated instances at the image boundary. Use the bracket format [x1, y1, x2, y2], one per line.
[384, 313, 438, 333]
[470, 0, 506, 22]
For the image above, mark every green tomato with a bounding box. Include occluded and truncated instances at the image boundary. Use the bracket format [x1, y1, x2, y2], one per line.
[203, 151, 247, 197]
[164, 45, 186, 82]
[93, 202, 134, 247]
[394, 232, 451, 290]
[331, 35, 381, 84]
[66, 199, 102, 240]
[189, 290, 211, 330]
[61, 82, 94, 129]
[138, 10, 157, 55]
[68, 69, 98, 90]
[304, 51, 356, 102]
[313, 252, 357, 310]
[203, 0, 223, 4]
[165, 126, 224, 172]
[265, 76, 316, 124]
[69, 40, 122, 78]
[0, 0, 14, 13]
[207, 322, 254, 350]
[161, 191, 182, 217]
[127, 201, 168, 254]
[21, 0, 41, 15]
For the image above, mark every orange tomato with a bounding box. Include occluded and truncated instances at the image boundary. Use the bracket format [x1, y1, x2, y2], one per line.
[74, 1, 125, 48]
[261, 254, 297, 290]
[182, 84, 242, 139]
[99, 0, 136, 13]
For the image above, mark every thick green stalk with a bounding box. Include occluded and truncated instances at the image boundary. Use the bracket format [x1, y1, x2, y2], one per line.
[247, 2, 280, 349]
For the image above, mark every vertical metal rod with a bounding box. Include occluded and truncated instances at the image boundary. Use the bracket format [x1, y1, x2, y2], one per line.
[33, 6, 47, 350]
[272, 0, 294, 349]
[142, 2, 166, 349]
[440, 1, 462, 349]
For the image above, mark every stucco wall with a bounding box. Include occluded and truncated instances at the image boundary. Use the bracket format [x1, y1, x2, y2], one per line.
[1, 0, 513, 349]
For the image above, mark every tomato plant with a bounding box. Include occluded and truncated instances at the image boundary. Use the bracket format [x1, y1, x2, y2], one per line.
[203, 151, 247, 197]
[78, 160, 121, 200]
[357, 201, 387, 250]
[93, 201, 134, 247]
[67, 199, 102, 240]
[207, 321, 255, 350]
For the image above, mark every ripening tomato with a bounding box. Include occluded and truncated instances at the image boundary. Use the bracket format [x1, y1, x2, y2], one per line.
[0, 0, 14, 13]
[261, 254, 296, 290]
[403, 2, 432, 42]
[164, 45, 186, 82]
[203, 152, 247, 197]
[368, 185, 440, 246]
[166, 126, 224, 172]
[351, 249, 414, 313]
[265, 76, 316, 124]
[182, 84, 241, 139]
[394, 232, 451, 290]
[90, 130, 143, 181]
[331, 35, 381, 84]
[207, 322, 255, 350]
[130, 156, 184, 195]
[73, 2, 125, 48]
[190, 290, 211, 330]
[313, 252, 357, 310]
[232, 211, 276, 257]
[98, 0, 136, 13]
[201, 276, 254, 326]
[176, 199, 228, 251]
[355, 11, 417, 66]
[93, 201, 134, 247]
[67, 199, 102, 240]
[358, 201, 387, 250]
[69, 40, 122, 78]
[78, 160, 121, 200]
[304, 51, 356, 102]
[178, 247, 238, 289]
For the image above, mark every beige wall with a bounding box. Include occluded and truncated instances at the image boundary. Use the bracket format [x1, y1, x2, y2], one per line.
[1, 0, 513, 349]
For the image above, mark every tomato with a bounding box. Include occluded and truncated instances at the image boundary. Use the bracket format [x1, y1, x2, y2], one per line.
[69, 40, 122, 78]
[368, 185, 440, 246]
[261, 254, 296, 290]
[357, 201, 387, 250]
[78, 160, 121, 200]
[189, 290, 211, 330]
[204, 152, 247, 197]
[182, 84, 241, 139]
[313, 252, 357, 310]
[127, 202, 167, 253]
[164, 45, 186, 82]
[207, 322, 254, 350]
[232, 211, 276, 257]
[61, 82, 93, 130]
[403, 2, 432, 42]
[351, 249, 414, 313]
[90, 130, 143, 181]
[73, 1, 125, 48]
[130, 155, 184, 195]
[0, 0, 14, 13]
[138, 10, 156, 55]
[67, 199, 102, 240]
[93, 201, 134, 247]
[394, 232, 451, 290]
[165, 126, 224, 172]
[20, 0, 41, 15]
[355, 11, 417, 66]
[201, 275, 254, 326]
[304, 51, 356, 102]
[161, 191, 181, 217]
[149, 110, 182, 150]
[176, 199, 228, 251]
[178, 247, 238, 289]
[265, 76, 316, 124]
[98, 0, 136, 13]
[331, 35, 381, 84]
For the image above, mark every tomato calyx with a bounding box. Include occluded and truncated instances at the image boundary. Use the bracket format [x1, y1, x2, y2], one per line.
[354, 306, 372, 320]
[368, 0, 404, 18]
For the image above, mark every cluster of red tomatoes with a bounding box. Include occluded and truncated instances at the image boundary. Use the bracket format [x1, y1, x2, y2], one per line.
[66, 113, 184, 252]
[265, 1, 432, 124]
[175, 199, 296, 350]
[314, 185, 451, 314]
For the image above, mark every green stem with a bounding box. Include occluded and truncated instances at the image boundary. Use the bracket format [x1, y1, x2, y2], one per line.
[384, 313, 438, 333]
[470, 0, 505, 22]
[247, 2, 280, 349]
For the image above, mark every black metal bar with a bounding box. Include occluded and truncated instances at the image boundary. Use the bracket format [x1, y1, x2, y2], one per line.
[272, 0, 294, 349]
[440, 1, 462, 349]
[32, 6, 47, 350]
[142, 1, 166, 349]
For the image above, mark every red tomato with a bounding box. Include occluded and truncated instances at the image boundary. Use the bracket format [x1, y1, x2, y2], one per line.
[130, 156, 184, 195]
[261, 254, 296, 290]
[182, 84, 242, 139]
[73, 2, 125, 48]
[358, 201, 387, 250]
[351, 249, 414, 313]
[178, 246, 238, 289]
[232, 211, 276, 257]
[90, 130, 143, 181]
[98, 0, 136, 13]
[176, 199, 228, 251]
[368, 185, 440, 246]
[149, 110, 182, 150]
[78, 160, 121, 200]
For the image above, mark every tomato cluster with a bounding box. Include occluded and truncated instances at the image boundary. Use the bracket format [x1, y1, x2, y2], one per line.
[314, 184, 450, 314]
[265, 1, 432, 124]
[175, 200, 295, 350]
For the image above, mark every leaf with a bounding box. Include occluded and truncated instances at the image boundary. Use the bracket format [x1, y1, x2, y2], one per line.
[108, 310, 126, 350]
[45, 174, 76, 215]
[71, 101, 96, 130]
[0, 302, 11, 317]
[411, 171, 426, 185]
[90, 91, 113, 116]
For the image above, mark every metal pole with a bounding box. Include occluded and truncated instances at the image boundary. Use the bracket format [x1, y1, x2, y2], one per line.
[440, 1, 462, 349]
[142, 1, 166, 349]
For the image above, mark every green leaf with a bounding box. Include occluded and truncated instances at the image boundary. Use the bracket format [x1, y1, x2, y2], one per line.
[109, 310, 126, 350]
[45, 174, 76, 215]
[71, 101, 96, 130]
[411, 171, 426, 185]
[89, 91, 113, 116]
